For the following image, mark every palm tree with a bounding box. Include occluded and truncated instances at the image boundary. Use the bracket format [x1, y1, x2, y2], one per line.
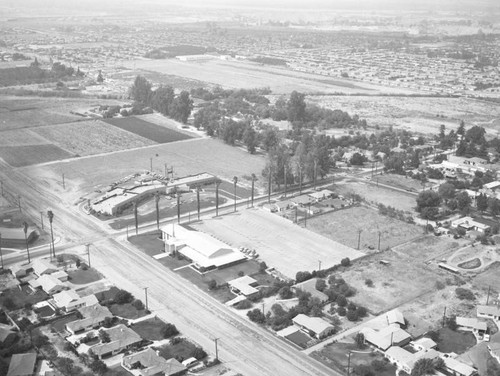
[215, 181, 220, 217]
[233, 176, 238, 212]
[47, 210, 55, 259]
[22, 222, 31, 263]
[176, 193, 181, 224]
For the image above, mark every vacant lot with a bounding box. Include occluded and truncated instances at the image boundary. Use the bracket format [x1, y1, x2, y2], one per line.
[67, 268, 103, 285]
[0, 144, 74, 167]
[336, 179, 417, 212]
[308, 95, 500, 135]
[33, 120, 155, 156]
[307, 206, 422, 250]
[104, 117, 193, 144]
[472, 261, 500, 292]
[192, 208, 365, 279]
[339, 250, 440, 314]
[131, 317, 169, 341]
[375, 174, 426, 193]
[434, 327, 476, 354]
[126, 59, 395, 95]
[109, 302, 148, 320]
[394, 235, 467, 262]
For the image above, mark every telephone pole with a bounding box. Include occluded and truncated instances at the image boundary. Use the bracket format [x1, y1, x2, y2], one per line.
[214, 338, 219, 361]
[143, 287, 149, 311]
[86, 244, 91, 268]
[357, 229, 362, 250]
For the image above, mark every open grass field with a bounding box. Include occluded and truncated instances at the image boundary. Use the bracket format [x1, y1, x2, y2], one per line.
[125, 59, 393, 95]
[104, 117, 193, 144]
[67, 268, 103, 285]
[23, 137, 266, 206]
[130, 317, 168, 341]
[375, 174, 426, 193]
[394, 235, 467, 262]
[191, 208, 365, 279]
[472, 261, 500, 292]
[0, 129, 48, 146]
[308, 95, 500, 135]
[0, 144, 74, 167]
[434, 327, 476, 354]
[109, 302, 148, 320]
[307, 206, 422, 250]
[32, 120, 155, 156]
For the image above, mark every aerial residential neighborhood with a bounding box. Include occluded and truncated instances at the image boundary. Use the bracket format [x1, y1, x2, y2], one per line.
[0, 1, 500, 376]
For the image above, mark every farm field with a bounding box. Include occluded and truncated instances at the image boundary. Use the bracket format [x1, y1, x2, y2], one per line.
[23, 138, 267, 206]
[0, 144, 74, 167]
[104, 117, 193, 143]
[32, 120, 156, 156]
[136, 113, 202, 139]
[335, 179, 417, 212]
[308, 95, 500, 135]
[124, 59, 408, 95]
[374, 174, 426, 193]
[0, 129, 49, 146]
[307, 206, 422, 250]
[191, 208, 365, 279]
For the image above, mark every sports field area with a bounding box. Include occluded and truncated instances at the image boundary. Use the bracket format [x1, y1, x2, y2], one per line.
[191, 208, 365, 279]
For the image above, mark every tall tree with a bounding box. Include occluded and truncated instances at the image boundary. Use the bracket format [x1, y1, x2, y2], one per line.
[151, 85, 174, 116]
[287, 91, 306, 122]
[477, 193, 488, 212]
[169, 91, 193, 124]
[243, 125, 258, 154]
[47, 210, 55, 259]
[129, 75, 152, 104]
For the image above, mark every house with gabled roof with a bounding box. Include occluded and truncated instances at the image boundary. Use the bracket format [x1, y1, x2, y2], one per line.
[488, 342, 500, 364]
[122, 347, 187, 376]
[88, 324, 142, 359]
[386, 309, 405, 327]
[292, 278, 329, 303]
[477, 305, 500, 321]
[292, 314, 335, 339]
[385, 346, 440, 375]
[66, 304, 113, 335]
[29, 274, 66, 295]
[360, 324, 412, 351]
[32, 259, 57, 277]
[52, 290, 98, 312]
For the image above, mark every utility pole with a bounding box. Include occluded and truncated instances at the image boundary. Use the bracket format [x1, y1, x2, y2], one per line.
[318, 260, 322, 271]
[347, 352, 351, 376]
[295, 206, 298, 224]
[143, 287, 149, 311]
[133, 201, 138, 235]
[214, 338, 219, 361]
[486, 286, 491, 305]
[150, 157, 153, 172]
[268, 167, 272, 204]
[357, 229, 362, 250]
[40, 211, 44, 230]
[251, 174, 255, 208]
[86, 244, 91, 268]
[0, 234, 3, 270]
[62, 173, 65, 189]
[155, 193, 160, 230]
[126, 225, 129, 240]
[18, 195, 21, 213]
[176, 193, 181, 224]
[262, 302, 265, 315]
[196, 186, 200, 220]
[23, 222, 31, 263]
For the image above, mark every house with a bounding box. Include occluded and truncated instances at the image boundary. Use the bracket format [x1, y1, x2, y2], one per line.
[88, 324, 142, 359]
[450, 217, 490, 233]
[412, 337, 437, 352]
[385, 346, 440, 374]
[32, 259, 57, 277]
[29, 274, 66, 295]
[7, 352, 37, 376]
[9, 264, 32, 279]
[292, 278, 329, 303]
[276, 325, 312, 348]
[228, 276, 260, 298]
[487, 343, 500, 364]
[122, 348, 187, 376]
[52, 290, 98, 312]
[50, 270, 68, 282]
[442, 356, 478, 376]
[483, 181, 500, 192]
[308, 189, 334, 202]
[456, 317, 487, 334]
[271, 200, 292, 213]
[0, 323, 17, 348]
[290, 195, 312, 207]
[386, 309, 405, 327]
[161, 225, 245, 270]
[361, 325, 412, 351]
[66, 304, 113, 335]
[292, 314, 335, 339]
[477, 305, 500, 321]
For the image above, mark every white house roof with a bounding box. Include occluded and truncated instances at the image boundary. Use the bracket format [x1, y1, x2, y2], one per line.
[484, 181, 500, 190]
[361, 325, 411, 350]
[442, 357, 477, 376]
[477, 305, 500, 317]
[51, 270, 68, 281]
[412, 337, 437, 350]
[89, 324, 141, 357]
[456, 317, 487, 331]
[292, 314, 333, 335]
[277, 325, 301, 337]
[36, 274, 64, 294]
[228, 275, 259, 296]
[53, 290, 79, 307]
[66, 304, 112, 333]
[32, 258, 57, 276]
[386, 309, 405, 326]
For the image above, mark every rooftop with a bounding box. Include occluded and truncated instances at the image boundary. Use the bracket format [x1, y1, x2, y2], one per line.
[7, 352, 37, 376]
[292, 314, 333, 335]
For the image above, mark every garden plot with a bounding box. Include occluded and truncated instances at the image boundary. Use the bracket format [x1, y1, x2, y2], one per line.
[32, 120, 156, 156]
[307, 206, 422, 250]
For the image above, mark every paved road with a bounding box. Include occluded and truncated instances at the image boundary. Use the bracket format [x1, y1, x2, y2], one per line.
[0, 160, 340, 376]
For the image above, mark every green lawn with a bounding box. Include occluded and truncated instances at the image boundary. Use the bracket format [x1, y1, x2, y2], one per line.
[96, 287, 120, 302]
[156, 338, 200, 362]
[109, 303, 148, 320]
[128, 231, 165, 257]
[68, 268, 103, 284]
[435, 328, 476, 354]
[131, 317, 168, 341]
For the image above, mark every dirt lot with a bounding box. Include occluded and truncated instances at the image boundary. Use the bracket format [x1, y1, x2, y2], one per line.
[23, 137, 266, 207]
[191, 208, 365, 279]
[335, 179, 417, 212]
[32, 120, 155, 156]
[375, 174, 426, 193]
[0, 144, 74, 167]
[307, 206, 422, 250]
[308, 95, 500, 135]
[125, 59, 401, 95]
